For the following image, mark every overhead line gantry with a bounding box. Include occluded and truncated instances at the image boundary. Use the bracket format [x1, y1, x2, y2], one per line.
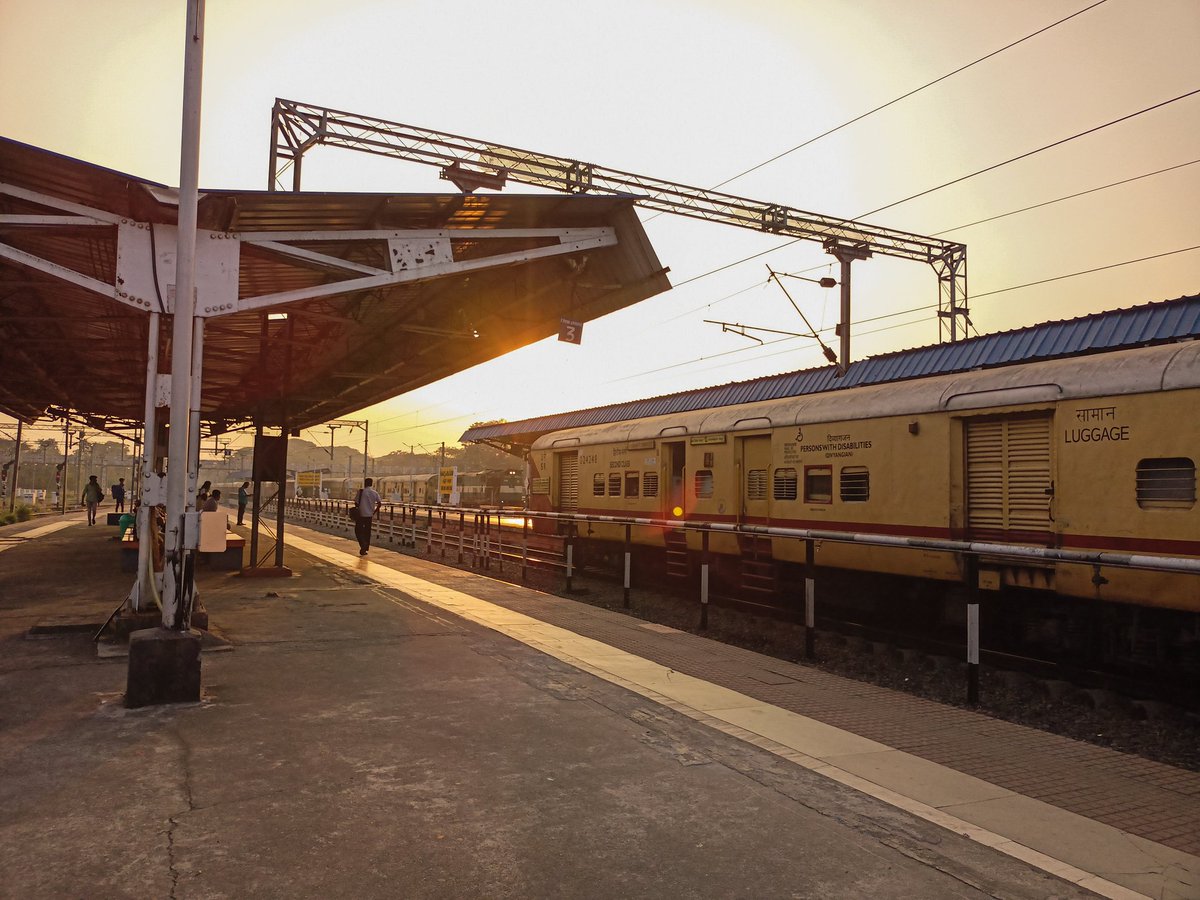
[268, 98, 969, 369]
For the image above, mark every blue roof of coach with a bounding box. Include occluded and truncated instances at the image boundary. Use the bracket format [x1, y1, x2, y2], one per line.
[460, 293, 1200, 444]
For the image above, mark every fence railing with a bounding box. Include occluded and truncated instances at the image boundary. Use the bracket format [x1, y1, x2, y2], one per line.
[275, 496, 1199, 706]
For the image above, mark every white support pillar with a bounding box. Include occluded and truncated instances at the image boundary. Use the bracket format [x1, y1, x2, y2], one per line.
[186, 317, 205, 507]
[131, 312, 160, 612]
[161, 0, 205, 630]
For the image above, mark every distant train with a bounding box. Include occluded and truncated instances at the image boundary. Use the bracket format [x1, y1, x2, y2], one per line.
[317, 470, 524, 508]
[524, 340, 1200, 671]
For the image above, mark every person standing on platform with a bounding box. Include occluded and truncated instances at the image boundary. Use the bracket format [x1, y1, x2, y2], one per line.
[354, 477, 382, 556]
[82, 475, 104, 526]
[197, 480, 211, 507]
[111, 477, 126, 513]
[203, 489, 221, 513]
[237, 481, 250, 526]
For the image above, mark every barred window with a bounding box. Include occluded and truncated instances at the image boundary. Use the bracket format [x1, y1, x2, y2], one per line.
[840, 466, 870, 502]
[773, 467, 798, 500]
[625, 471, 640, 498]
[608, 473, 622, 496]
[747, 469, 768, 500]
[694, 469, 714, 498]
[593, 474, 606, 497]
[1136, 458, 1196, 509]
[805, 465, 832, 503]
[642, 472, 660, 498]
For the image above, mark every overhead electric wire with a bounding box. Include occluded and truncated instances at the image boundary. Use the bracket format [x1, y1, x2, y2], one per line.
[706, 0, 1113, 193]
[968, 245, 1200, 299]
[931, 158, 1200, 235]
[659, 89, 1199, 308]
[610, 244, 1200, 386]
[860, 88, 1200, 218]
[641, 0, 1113, 230]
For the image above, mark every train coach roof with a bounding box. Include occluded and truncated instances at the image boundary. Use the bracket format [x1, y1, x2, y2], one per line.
[462, 293, 1200, 450]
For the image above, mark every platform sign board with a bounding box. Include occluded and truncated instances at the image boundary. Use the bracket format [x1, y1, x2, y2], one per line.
[558, 318, 584, 345]
[297, 470, 321, 490]
[296, 470, 321, 499]
[439, 466, 459, 505]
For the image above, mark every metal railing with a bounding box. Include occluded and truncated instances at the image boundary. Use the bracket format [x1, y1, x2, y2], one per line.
[277, 497, 1200, 705]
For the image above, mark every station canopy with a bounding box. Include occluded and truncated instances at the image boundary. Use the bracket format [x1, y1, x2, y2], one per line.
[0, 137, 670, 433]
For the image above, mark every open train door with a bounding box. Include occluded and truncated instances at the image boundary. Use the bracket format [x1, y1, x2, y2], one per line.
[664, 441, 686, 518]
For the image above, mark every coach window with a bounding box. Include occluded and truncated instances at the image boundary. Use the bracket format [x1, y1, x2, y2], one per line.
[694, 469, 714, 498]
[642, 472, 659, 498]
[773, 467, 798, 500]
[1136, 458, 1196, 509]
[804, 465, 833, 504]
[608, 473, 622, 497]
[593, 474, 605, 497]
[840, 466, 870, 502]
[625, 471, 640, 498]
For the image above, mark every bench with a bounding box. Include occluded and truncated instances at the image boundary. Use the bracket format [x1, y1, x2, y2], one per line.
[120, 529, 245, 572]
[201, 532, 246, 571]
[119, 527, 139, 572]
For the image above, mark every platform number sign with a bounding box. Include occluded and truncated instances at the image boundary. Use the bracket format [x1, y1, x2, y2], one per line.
[558, 318, 584, 345]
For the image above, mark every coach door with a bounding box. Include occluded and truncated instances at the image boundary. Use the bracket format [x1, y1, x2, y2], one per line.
[664, 441, 686, 517]
[556, 451, 579, 514]
[739, 435, 772, 524]
[965, 414, 1054, 544]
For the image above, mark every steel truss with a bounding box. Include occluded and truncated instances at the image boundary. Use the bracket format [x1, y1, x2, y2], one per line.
[269, 98, 970, 346]
[0, 180, 615, 612]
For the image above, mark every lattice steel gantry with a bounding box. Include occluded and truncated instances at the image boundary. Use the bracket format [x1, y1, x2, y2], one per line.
[268, 98, 970, 354]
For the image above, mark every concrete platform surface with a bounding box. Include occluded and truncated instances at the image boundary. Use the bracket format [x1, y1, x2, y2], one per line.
[0, 513, 1189, 898]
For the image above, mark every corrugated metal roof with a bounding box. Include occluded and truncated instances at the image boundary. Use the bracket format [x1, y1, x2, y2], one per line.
[0, 137, 671, 429]
[461, 293, 1200, 445]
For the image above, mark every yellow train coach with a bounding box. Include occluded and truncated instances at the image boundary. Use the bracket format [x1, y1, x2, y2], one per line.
[528, 340, 1200, 617]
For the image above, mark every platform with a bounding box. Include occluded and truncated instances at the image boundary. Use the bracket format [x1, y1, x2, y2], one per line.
[0, 513, 1196, 899]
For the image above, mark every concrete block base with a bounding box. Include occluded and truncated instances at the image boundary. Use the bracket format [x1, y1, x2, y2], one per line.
[109, 603, 208, 639]
[125, 627, 201, 708]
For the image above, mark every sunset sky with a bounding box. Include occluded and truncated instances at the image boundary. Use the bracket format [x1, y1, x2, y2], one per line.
[1, 0, 1197, 457]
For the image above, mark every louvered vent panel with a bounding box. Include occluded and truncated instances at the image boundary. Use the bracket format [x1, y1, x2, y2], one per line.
[558, 451, 579, 513]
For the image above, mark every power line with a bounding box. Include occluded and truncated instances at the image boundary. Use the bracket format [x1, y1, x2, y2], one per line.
[931, 158, 1200, 235]
[613, 245, 1200, 385]
[860, 88, 1200, 218]
[372, 409, 483, 440]
[667, 89, 1200, 300]
[655, 278, 773, 325]
[969, 245, 1200, 299]
[706, 0, 1113, 193]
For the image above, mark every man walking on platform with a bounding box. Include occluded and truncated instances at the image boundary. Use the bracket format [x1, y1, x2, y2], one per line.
[111, 477, 126, 513]
[354, 477, 381, 556]
[81, 475, 103, 526]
